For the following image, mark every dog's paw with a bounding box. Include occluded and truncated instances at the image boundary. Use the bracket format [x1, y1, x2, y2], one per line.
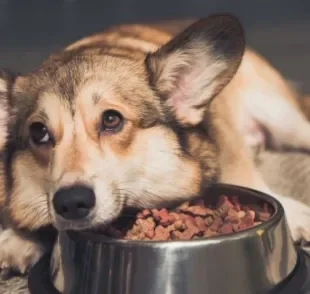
[272, 192, 310, 242]
[0, 229, 46, 277]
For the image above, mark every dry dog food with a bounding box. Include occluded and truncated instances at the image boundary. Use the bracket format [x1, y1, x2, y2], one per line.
[105, 195, 272, 241]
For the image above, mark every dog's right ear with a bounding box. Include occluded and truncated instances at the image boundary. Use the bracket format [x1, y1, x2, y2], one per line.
[146, 14, 245, 126]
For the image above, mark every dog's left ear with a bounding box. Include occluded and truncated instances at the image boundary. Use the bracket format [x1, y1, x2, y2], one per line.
[0, 69, 17, 150]
[145, 14, 245, 125]
[0, 69, 19, 207]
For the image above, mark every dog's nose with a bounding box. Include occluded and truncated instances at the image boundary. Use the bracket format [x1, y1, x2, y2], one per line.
[53, 185, 96, 220]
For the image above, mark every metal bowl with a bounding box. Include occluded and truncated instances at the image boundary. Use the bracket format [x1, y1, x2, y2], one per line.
[28, 183, 298, 294]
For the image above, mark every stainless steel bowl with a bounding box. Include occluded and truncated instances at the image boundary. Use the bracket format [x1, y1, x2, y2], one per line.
[30, 184, 299, 294]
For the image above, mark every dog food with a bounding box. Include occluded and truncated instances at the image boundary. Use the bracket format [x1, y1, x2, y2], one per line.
[105, 195, 272, 241]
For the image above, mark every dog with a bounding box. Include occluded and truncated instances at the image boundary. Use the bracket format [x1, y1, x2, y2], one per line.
[1, 14, 310, 290]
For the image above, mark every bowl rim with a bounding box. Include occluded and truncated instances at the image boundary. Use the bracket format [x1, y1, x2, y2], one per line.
[66, 183, 285, 247]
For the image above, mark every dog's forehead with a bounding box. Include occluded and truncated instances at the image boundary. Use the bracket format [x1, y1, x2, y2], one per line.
[73, 57, 158, 108]
[18, 53, 163, 126]
[34, 54, 150, 96]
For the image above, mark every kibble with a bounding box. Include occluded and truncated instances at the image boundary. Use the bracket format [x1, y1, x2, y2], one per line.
[104, 195, 272, 241]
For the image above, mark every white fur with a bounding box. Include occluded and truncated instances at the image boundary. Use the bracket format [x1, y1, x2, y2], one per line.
[0, 229, 46, 273]
[240, 79, 310, 150]
[278, 195, 310, 242]
[262, 186, 310, 241]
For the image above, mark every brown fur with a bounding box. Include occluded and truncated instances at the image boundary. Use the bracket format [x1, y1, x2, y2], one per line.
[299, 95, 310, 120]
[1, 14, 310, 285]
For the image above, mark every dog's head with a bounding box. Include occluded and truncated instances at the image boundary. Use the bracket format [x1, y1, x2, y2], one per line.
[0, 14, 245, 231]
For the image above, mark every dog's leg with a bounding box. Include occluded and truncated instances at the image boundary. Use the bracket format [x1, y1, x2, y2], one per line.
[0, 228, 53, 277]
[231, 50, 310, 151]
[248, 173, 310, 243]
[216, 126, 310, 243]
[244, 89, 310, 151]
[238, 105, 310, 241]
[264, 187, 310, 242]
[223, 167, 310, 242]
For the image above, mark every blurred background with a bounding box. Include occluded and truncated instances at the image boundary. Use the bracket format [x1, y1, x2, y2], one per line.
[0, 0, 309, 92]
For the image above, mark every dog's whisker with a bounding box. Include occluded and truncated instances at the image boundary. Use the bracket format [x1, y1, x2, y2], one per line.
[12, 195, 48, 207]
[24, 210, 50, 226]
[114, 188, 169, 208]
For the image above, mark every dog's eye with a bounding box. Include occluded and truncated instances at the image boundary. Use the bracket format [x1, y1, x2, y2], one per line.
[29, 122, 51, 145]
[101, 110, 123, 132]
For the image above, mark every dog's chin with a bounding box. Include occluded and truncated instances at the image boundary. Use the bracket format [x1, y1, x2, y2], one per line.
[53, 219, 92, 231]
[53, 215, 119, 232]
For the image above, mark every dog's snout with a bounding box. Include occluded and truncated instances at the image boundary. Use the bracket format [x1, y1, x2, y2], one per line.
[53, 185, 96, 220]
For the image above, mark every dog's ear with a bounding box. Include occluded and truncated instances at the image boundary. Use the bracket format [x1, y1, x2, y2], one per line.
[0, 69, 18, 207]
[0, 69, 17, 150]
[145, 14, 245, 125]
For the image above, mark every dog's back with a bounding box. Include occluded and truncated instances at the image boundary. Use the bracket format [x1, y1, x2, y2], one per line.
[65, 20, 193, 52]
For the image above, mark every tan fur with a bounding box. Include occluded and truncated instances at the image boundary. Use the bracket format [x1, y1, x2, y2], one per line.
[1, 14, 310, 281]
[0, 229, 46, 273]
[222, 49, 310, 150]
[299, 95, 310, 120]
[9, 153, 51, 229]
[66, 25, 172, 53]
[0, 73, 11, 207]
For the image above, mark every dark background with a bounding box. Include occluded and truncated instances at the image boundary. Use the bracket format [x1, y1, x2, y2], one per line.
[0, 0, 309, 92]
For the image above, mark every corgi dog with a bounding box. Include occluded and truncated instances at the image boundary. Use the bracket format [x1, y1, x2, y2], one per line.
[0, 14, 310, 287]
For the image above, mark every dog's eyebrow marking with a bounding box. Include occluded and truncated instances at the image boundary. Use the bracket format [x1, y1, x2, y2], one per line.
[36, 109, 49, 121]
[92, 93, 101, 105]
